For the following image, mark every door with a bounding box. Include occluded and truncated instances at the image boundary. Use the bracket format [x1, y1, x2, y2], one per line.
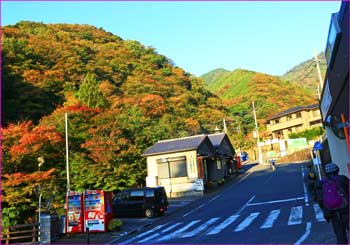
[129, 190, 145, 215]
[113, 191, 130, 216]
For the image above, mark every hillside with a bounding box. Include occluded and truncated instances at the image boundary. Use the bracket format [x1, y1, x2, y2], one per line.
[2, 21, 231, 225]
[201, 68, 230, 86]
[281, 52, 327, 91]
[201, 69, 318, 139]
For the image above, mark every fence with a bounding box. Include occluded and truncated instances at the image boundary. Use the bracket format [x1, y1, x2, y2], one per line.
[1, 223, 39, 245]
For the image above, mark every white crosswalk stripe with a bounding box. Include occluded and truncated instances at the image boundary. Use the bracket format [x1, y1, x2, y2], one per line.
[137, 222, 183, 243]
[234, 212, 260, 232]
[181, 217, 219, 238]
[288, 206, 303, 225]
[207, 215, 239, 235]
[157, 220, 201, 241]
[260, 209, 281, 229]
[126, 205, 327, 243]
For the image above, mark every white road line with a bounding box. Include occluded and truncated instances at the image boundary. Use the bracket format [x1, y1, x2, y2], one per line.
[182, 194, 220, 217]
[237, 195, 256, 214]
[288, 206, 303, 225]
[247, 197, 304, 206]
[234, 212, 260, 232]
[313, 204, 326, 222]
[301, 165, 309, 206]
[181, 217, 220, 238]
[157, 220, 200, 241]
[260, 209, 281, 229]
[137, 222, 183, 243]
[207, 215, 239, 235]
[182, 203, 206, 217]
[294, 222, 312, 245]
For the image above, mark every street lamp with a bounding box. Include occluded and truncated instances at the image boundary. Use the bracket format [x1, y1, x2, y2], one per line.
[37, 156, 45, 242]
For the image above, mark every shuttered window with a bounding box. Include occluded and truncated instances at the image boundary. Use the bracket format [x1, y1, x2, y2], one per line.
[157, 156, 187, 179]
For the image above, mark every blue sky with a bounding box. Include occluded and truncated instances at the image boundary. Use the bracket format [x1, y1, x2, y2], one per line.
[2, 1, 341, 76]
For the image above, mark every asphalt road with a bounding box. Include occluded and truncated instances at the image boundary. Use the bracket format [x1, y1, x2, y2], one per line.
[113, 161, 336, 244]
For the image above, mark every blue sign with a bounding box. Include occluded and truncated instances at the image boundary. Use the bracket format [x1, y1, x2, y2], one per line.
[313, 141, 323, 151]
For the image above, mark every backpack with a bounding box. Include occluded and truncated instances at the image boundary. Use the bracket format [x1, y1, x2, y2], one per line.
[322, 176, 348, 211]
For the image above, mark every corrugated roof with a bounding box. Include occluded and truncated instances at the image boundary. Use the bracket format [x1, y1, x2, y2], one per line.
[268, 104, 319, 120]
[142, 134, 207, 156]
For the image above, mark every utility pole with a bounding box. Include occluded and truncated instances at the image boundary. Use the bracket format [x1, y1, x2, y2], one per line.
[252, 101, 263, 164]
[314, 49, 324, 101]
[65, 113, 70, 192]
[223, 118, 227, 134]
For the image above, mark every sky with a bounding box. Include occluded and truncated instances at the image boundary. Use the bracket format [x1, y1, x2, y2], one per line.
[2, 1, 341, 77]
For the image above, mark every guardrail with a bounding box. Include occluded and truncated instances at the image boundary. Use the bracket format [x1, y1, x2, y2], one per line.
[1, 223, 39, 245]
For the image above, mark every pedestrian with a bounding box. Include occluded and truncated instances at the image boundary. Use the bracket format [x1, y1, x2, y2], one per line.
[314, 162, 349, 244]
[270, 158, 276, 171]
[306, 169, 317, 199]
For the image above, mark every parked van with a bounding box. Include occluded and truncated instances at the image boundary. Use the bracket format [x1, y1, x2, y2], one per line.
[112, 187, 169, 218]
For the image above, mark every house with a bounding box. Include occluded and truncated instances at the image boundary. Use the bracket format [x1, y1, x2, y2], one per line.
[142, 133, 236, 197]
[266, 104, 322, 139]
[320, 1, 349, 177]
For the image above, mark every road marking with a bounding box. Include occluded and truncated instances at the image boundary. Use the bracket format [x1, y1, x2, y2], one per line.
[234, 212, 260, 232]
[313, 204, 326, 222]
[236, 195, 256, 214]
[207, 215, 239, 235]
[157, 220, 200, 241]
[182, 203, 206, 217]
[247, 197, 304, 206]
[301, 165, 309, 206]
[111, 224, 165, 244]
[137, 222, 183, 243]
[260, 209, 281, 229]
[288, 206, 303, 225]
[182, 194, 220, 217]
[294, 222, 311, 245]
[181, 217, 219, 238]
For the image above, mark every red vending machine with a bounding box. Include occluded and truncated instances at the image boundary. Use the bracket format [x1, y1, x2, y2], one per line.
[83, 190, 113, 232]
[66, 191, 84, 233]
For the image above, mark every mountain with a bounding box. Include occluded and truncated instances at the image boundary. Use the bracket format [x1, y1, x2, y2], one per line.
[281, 52, 327, 91]
[2, 21, 233, 225]
[201, 68, 318, 137]
[201, 68, 230, 86]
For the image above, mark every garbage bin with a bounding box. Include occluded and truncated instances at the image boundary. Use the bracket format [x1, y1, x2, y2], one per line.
[40, 213, 60, 243]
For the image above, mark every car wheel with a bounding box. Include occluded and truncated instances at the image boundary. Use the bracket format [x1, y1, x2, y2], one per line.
[145, 208, 154, 218]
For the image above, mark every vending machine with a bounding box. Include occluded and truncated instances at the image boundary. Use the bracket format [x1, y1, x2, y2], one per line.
[83, 190, 113, 232]
[66, 191, 84, 233]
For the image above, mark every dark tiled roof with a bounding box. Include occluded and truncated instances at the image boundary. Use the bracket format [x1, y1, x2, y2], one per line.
[142, 135, 207, 156]
[208, 133, 226, 147]
[268, 104, 319, 120]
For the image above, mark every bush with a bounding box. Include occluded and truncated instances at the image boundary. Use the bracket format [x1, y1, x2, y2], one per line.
[108, 218, 123, 231]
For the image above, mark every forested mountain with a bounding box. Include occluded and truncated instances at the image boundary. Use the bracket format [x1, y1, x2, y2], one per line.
[281, 52, 327, 91]
[201, 68, 230, 86]
[2, 21, 229, 226]
[202, 69, 318, 137]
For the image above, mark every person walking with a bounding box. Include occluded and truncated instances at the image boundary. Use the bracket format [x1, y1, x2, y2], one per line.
[314, 162, 349, 244]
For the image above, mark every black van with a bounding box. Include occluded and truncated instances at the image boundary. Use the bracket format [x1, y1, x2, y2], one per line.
[112, 187, 169, 218]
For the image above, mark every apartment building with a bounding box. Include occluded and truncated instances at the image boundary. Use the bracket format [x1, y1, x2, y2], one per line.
[266, 104, 322, 139]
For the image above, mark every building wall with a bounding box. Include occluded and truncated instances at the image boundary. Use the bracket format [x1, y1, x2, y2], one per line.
[145, 150, 202, 197]
[325, 127, 348, 176]
[267, 108, 322, 139]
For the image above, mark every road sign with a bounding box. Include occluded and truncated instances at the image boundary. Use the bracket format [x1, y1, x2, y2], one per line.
[313, 141, 323, 151]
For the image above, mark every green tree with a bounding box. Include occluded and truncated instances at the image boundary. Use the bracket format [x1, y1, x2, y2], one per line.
[76, 73, 109, 108]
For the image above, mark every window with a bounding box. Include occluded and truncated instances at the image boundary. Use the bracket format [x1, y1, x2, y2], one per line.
[145, 189, 155, 198]
[157, 156, 187, 179]
[313, 110, 320, 116]
[275, 119, 280, 124]
[129, 190, 144, 201]
[296, 112, 302, 118]
[286, 115, 292, 121]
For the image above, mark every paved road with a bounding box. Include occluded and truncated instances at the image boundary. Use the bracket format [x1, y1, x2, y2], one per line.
[112, 162, 336, 244]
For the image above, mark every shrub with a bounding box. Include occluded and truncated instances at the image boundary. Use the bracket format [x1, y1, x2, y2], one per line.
[108, 218, 123, 231]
